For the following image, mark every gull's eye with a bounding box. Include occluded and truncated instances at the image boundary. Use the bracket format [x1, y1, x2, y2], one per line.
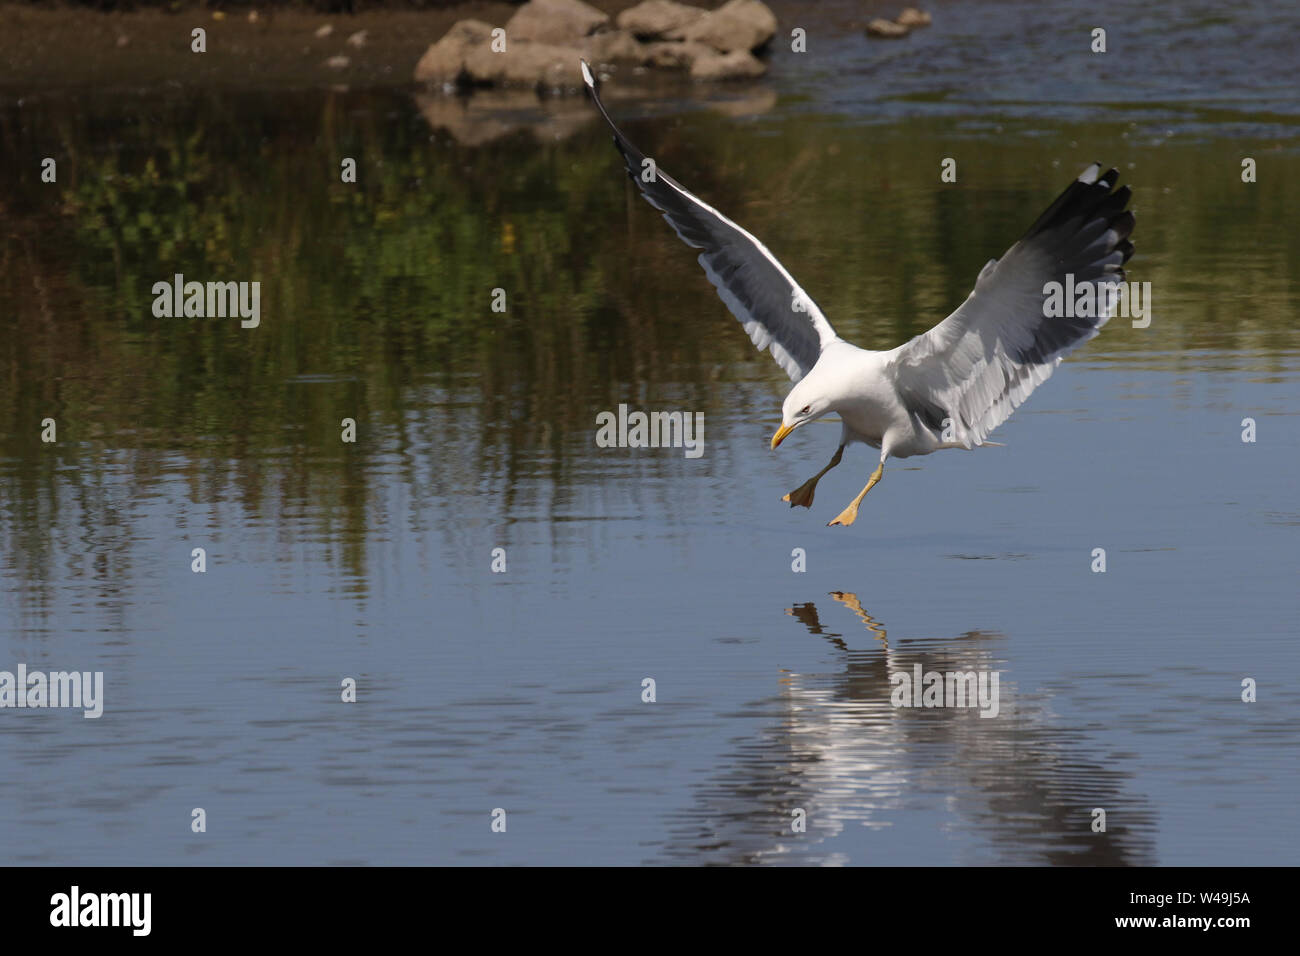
[799, 405, 811, 416]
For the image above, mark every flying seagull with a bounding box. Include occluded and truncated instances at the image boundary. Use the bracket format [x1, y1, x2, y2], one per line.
[580, 61, 1135, 527]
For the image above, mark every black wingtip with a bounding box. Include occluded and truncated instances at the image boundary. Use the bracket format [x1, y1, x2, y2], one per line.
[1023, 163, 1131, 242]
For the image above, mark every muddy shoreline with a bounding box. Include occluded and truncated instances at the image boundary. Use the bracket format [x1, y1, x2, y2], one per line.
[0, 1, 659, 96]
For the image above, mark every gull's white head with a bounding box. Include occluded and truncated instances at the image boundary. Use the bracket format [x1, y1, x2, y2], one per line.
[771, 372, 833, 450]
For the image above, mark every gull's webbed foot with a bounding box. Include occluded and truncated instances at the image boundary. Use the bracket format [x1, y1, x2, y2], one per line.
[827, 503, 860, 527]
[782, 445, 844, 511]
[782, 477, 820, 509]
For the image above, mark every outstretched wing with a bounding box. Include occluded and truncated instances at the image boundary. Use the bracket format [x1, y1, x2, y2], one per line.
[581, 60, 839, 383]
[888, 163, 1135, 446]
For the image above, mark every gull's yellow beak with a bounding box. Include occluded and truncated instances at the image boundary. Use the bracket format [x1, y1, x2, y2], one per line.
[771, 423, 795, 450]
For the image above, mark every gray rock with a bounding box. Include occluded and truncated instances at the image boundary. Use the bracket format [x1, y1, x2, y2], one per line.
[642, 40, 716, 69]
[616, 0, 708, 40]
[505, 0, 610, 46]
[690, 47, 767, 80]
[464, 39, 585, 89]
[413, 19, 496, 85]
[673, 0, 777, 53]
[866, 18, 910, 38]
[580, 30, 651, 66]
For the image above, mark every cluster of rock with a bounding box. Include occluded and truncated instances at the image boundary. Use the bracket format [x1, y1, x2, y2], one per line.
[414, 0, 778, 90]
[866, 7, 933, 39]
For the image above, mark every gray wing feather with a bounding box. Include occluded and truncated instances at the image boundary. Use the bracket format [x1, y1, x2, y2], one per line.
[889, 164, 1136, 446]
[582, 61, 839, 383]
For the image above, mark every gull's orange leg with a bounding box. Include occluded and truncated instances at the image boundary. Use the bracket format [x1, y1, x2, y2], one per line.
[828, 461, 884, 527]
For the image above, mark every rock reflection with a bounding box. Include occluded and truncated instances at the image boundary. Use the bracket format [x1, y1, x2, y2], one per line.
[414, 90, 597, 147]
[413, 81, 777, 147]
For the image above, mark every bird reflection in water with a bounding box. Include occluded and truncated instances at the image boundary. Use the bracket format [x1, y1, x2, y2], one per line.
[787, 591, 889, 649]
[654, 594, 1156, 865]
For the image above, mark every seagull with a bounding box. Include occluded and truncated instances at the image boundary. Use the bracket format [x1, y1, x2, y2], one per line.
[580, 61, 1135, 527]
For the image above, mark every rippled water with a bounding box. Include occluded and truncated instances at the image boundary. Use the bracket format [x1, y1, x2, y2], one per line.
[1, 0, 1298, 865]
